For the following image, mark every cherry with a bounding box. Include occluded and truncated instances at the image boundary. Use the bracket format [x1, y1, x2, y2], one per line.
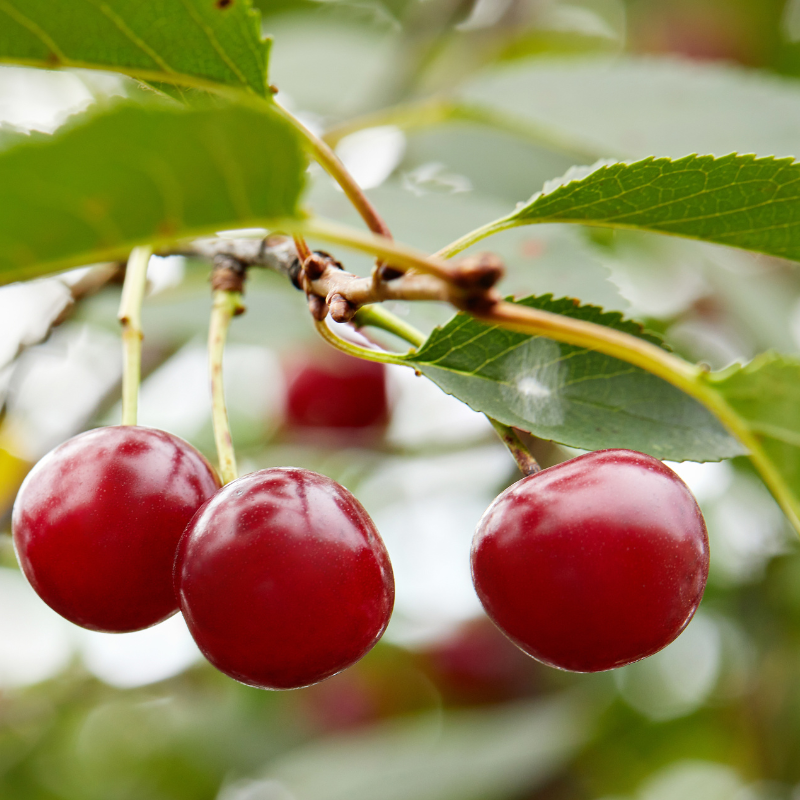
[12, 426, 221, 633]
[471, 449, 709, 672]
[285, 349, 388, 431]
[174, 467, 394, 690]
[418, 618, 541, 706]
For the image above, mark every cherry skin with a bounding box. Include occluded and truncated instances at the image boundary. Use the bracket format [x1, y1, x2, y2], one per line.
[471, 449, 709, 672]
[174, 467, 395, 690]
[12, 426, 221, 633]
[285, 350, 388, 431]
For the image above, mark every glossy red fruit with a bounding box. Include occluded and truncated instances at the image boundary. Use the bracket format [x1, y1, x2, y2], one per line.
[285, 350, 388, 431]
[471, 449, 709, 672]
[175, 467, 394, 690]
[12, 426, 220, 633]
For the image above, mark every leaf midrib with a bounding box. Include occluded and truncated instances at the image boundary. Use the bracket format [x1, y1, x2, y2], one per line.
[0, 0, 265, 96]
[0, 53, 268, 105]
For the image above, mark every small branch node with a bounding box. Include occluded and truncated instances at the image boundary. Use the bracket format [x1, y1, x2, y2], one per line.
[303, 252, 329, 282]
[303, 250, 343, 284]
[328, 292, 357, 323]
[457, 290, 502, 315]
[378, 264, 405, 282]
[211, 254, 247, 294]
[452, 252, 505, 290]
[308, 294, 329, 321]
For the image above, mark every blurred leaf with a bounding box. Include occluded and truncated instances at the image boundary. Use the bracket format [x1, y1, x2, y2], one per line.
[711, 353, 800, 507]
[0, 122, 39, 152]
[0, 0, 270, 97]
[402, 296, 743, 462]
[264, 691, 600, 800]
[496, 154, 800, 263]
[267, 14, 399, 118]
[0, 102, 306, 283]
[458, 56, 800, 160]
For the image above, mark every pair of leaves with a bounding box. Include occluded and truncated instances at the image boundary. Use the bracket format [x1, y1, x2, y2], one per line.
[0, 0, 308, 282]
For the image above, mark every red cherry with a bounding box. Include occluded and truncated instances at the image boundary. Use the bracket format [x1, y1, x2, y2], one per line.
[12, 426, 221, 633]
[419, 617, 541, 706]
[471, 449, 709, 672]
[174, 467, 394, 690]
[285, 350, 388, 431]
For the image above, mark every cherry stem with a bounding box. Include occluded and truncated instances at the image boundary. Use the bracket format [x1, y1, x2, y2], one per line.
[209, 289, 244, 485]
[273, 104, 393, 244]
[353, 305, 426, 347]
[312, 317, 408, 366]
[489, 420, 542, 477]
[321, 98, 603, 163]
[117, 246, 152, 426]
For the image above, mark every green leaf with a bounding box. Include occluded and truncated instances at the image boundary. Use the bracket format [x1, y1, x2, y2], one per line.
[0, 102, 306, 283]
[459, 56, 800, 161]
[498, 154, 800, 263]
[0, 0, 270, 97]
[403, 296, 743, 462]
[711, 353, 800, 518]
[266, 692, 599, 800]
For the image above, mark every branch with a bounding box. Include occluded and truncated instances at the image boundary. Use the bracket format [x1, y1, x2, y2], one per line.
[183, 234, 504, 323]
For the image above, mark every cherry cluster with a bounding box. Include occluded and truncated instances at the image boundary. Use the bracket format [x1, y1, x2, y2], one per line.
[11, 358, 710, 689]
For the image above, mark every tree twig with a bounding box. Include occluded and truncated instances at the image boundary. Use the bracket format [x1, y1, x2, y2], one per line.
[183, 234, 504, 322]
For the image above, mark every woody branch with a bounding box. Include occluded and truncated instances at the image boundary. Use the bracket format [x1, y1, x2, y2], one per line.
[184, 235, 505, 323]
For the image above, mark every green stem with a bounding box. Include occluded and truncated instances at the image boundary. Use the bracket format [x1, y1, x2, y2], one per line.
[693, 377, 800, 532]
[117, 245, 152, 426]
[323, 98, 457, 148]
[322, 99, 606, 163]
[435, 216, 516, 259]
[354, 305, 426, 348]
[209, 290, 243, 485]
[313, 317, 409, 366]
